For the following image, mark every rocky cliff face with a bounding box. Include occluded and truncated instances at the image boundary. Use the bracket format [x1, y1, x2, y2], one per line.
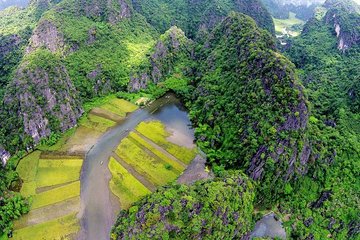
[77, 0, 131, 23]
[26, 19, 65, 54]
[0, 50, 83, 152]
[0, 147, 10, 166]
[320, 0, 360, 51]
[129, 26, 193, 91]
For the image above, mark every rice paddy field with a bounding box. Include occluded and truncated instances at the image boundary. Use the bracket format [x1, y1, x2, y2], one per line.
[135, 121, 197, 164]
[108, 120, 197, 209]
[12, 96, 198, 239]
[108, 157, 151, 209]
[12, 97, 138, 240]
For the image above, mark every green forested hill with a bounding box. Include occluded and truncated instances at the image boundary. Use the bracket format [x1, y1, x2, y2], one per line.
[110, 12, 315, 239]
[189, 12, 309, 200]
[112, 171, 255, 239]
[132, 0, 275, 38]
[1, 0, 359, 239]
[280, 0, 360, 238]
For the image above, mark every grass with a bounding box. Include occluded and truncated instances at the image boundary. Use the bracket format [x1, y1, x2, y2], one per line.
[273, 12, 304, 37]
[0, 234, 8, 240]
[13, 213, 79, 240]
[135, 121, 197, 164]
[100, 98, 138, 117]
[125, 40, 155, 68]
[79, 113, 116, 132]
[21, 181, 37, 198]
[16, 151, 41, 197]
[31, 181, 81, 209]
[115, 138, 179, 186]
[128, 132, 185, 172]
[108, 157, 151, 209]
[36, 159, 83, 188]
[17, 151, 41, 183]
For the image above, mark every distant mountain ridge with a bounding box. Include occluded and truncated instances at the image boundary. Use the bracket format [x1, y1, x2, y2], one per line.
[0, 0, 28, 10]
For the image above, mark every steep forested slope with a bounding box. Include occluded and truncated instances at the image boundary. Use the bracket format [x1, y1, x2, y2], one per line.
[132, 0, 275, 38]
[127, 26, 193, 96]
[189, 12, 309, 200]
[0, 0, 157, 154]
[280, 0, 360, 238]
[112, 171, 255, 239]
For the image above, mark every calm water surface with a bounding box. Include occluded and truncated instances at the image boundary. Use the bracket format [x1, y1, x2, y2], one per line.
[77, 93, 195, 240]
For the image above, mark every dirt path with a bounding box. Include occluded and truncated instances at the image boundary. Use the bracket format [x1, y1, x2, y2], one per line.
[111, 153, 156, 192]
[133, 130, 187, 168]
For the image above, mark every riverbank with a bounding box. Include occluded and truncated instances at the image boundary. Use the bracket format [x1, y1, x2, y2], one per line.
[12, 93, 202, 240]
[78, 93, 198, 240]
[12, 96, 139, 239]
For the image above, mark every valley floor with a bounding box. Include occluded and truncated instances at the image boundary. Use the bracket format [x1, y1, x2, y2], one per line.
[11, 94, 202, 240]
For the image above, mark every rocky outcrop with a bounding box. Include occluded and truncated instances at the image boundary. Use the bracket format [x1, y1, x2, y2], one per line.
[3, 53, 83, 145]
[87, 64, 112, 95]
[108, 0, 132, 24]
[311, 190, 332, 208]
[77, 0, 131, 23]
[128, 26, 193, 92]
[26, 20, 65, 54]
[0, 147, 10, 166]
[323, 0, 360, 51]
[325, 9, 360, 51]
[0, 34, 22, 57]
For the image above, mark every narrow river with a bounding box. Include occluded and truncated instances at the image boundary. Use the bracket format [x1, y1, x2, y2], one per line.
[77, 93, 194, 240]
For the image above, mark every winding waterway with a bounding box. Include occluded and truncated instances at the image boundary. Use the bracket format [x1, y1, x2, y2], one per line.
[77, 93, 195, 240]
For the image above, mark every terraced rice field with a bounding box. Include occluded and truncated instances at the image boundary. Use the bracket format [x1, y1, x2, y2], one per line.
[14, 153, 83, 239]
[135, 120, 197, 164]
[109, 120, 197, 209]
[13, 98, 138, 239]
[108, 157, 151, 209]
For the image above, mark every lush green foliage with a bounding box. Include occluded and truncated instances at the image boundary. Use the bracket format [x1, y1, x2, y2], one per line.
[132, 0, 275, 37]
[111, 171, 255, 239]
[280, 4, 360, 239]
[188, 12, 308, 201]
[0, 165, 30, 236]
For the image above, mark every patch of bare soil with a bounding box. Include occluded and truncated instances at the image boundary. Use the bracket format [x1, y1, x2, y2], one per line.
[177, 155, 213, 185]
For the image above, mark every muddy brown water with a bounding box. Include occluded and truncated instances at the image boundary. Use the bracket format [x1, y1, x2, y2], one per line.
[77, 93, 195, 240]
